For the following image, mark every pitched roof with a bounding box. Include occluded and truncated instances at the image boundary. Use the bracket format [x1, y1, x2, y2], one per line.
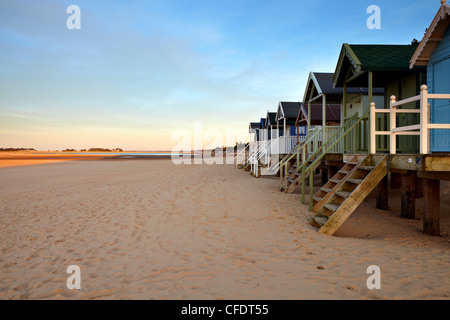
[277, 102, 301, 119]
[265, 112, 277, 127]
[410, 1, 450, 67]
[313, 73, 344, 95]
[249, 122, 259, 130]
[297, 103, 341, 125]
[333, 43, 425, 87]
[303, 72, 384, 103]
[259, 118, 266, 129]
[350, 44, 419, 71]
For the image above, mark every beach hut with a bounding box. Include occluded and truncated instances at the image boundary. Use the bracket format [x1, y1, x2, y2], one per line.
[276, 102, 302, 154]
[302, 72, 382, 128]
[247, 122, 262, 174]
[302, 44, 427, 234]
[259, 118, 268, 142]
[410, 0, 450, 153]
[248, 122, 260, 142]
[333, 43, 425, 153]
[307, 1, 450, 236]
[279, 71, 384, 194]
[265, 111, 277, 140]
[296, 103, 341, 129]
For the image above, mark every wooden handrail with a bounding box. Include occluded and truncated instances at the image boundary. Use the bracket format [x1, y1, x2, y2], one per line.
[279, 127, 322, 187]
[370, 85, 450, 154]
[303, 110, 370, 210]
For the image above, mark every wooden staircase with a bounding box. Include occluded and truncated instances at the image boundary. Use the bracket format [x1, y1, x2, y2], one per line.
[280, 159, 321, 193]
[311, 156, 360, 213]
[308, 154, 388, 235]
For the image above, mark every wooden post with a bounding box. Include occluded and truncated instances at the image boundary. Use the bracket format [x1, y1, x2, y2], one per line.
[301, 166, 306, 204]
[328, 165, 338, 180]
[419, 85, 429, 154]
[367, 71, 373, 151]
[401, 171, 416, 219]
[390, 95, 397, 154]
[343, 82, 347, 126]
[376, 174, 389, 210]
[322, 94, 327, 143]
[370, 102, 376, 154]
[307, 102, 311, 133]
[309, 168, 314, 211]
[321, 169, 328, 184]
[391, 172, 402, 189]
[416, 177, 424, 198]
[423, 178, 440, 236]
[368, 71, 373, 153]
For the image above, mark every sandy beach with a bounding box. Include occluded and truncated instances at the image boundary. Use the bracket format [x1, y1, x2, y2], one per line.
[0, 158, 449, 300]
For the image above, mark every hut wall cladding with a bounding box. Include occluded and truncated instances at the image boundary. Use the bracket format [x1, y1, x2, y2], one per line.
[429, 26, 450, 152]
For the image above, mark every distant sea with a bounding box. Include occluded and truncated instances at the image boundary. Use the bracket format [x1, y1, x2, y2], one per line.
[41, 152, 186, 156]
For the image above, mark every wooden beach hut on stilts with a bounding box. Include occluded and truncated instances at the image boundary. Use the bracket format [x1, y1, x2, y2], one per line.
[308, 1, 450, 236]
[238, 0, 450, 237]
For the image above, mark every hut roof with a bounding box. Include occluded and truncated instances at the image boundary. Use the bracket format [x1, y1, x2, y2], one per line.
[410, 1, 450, 67]
[333, 43, 425, 88]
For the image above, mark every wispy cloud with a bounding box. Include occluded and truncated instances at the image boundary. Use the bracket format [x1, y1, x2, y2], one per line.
[0, 0, 440, 150]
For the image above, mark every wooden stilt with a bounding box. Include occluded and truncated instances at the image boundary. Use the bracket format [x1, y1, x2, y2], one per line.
[391, 172, 402, 189]
[376, 174, 389, 210]
[328, 165, 338, 180]
[423, 178, 440, 236]
[321, 170, 328, 184]
[401, 171, 416, 219]
[415, 177, 424, 199]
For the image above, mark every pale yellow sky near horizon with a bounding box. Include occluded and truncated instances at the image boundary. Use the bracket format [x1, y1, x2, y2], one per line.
[0, 115, 250, 151]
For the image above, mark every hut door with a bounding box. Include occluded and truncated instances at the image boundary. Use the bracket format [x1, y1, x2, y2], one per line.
[431, 57, 450, 153]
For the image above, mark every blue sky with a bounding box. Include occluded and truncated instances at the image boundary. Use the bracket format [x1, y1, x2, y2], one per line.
[0, 0, 443, 150]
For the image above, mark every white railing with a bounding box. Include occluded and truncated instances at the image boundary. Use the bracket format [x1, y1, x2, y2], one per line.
[277, 136, 298, 154]
[370, 85, 450, 154]
[246, 138, 279, 176]
[234, 144, 248, 167]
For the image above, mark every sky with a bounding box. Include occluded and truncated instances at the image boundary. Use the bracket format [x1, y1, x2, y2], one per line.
[0, 0, 443, 151]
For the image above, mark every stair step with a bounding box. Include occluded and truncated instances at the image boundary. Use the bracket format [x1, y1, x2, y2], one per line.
[347, 162, 358, 165]
[339, 170, 351, 174]
[330, 179, 341, 184]
[321, 187, 332, 193]
[313, 196, 323, 202]
[289, 179, 296, 184]
[335, 191, 352, 199]
[313, 216, 328, 226]
[347, 179, 364, 185]
[295, 173, 301, 176]
[323, 203, 340, 212]
[358, 166, 375, 171]
[324, 203, 340, 212]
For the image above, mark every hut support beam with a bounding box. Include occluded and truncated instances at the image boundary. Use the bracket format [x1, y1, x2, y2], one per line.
[321, 170, 328, 184]
[416, 177, 424, 198]
[328, 165, 338, 180]
[391, 172, 402, 189]
[423, 178, 440, 236]
[376, 174, 389, 210]
[401, 171, 416, 219]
